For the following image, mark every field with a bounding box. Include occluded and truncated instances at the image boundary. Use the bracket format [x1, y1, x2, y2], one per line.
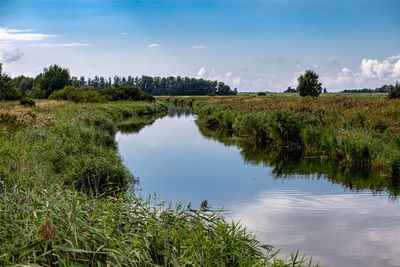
[237, 93, 388, 99]
[0, 100, 316, 266]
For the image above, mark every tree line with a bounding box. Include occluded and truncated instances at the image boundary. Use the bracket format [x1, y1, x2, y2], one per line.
[0, 64, 237, 101]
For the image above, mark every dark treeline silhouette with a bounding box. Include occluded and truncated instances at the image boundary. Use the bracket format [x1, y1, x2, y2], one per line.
[73, 75, 237, 96]
[0, 64, 237, 100]
[341, 84, 390, 93]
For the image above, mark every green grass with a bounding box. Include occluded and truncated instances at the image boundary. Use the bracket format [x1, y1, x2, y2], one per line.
[0, 100, 318, 266]
[237, 92, 387, 98]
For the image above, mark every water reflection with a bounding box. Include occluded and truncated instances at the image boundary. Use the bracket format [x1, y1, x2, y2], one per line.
[198, 124, 400, 198]
[116, 108, 400, 267]
[229, 191, 400, 267]
[167, 107, 194, 118]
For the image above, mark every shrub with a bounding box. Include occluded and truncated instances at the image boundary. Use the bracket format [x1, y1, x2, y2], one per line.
[388, 82, 400, 99]
[19, 97, 35, 107]
[100, 85, 154, 102]
[48, 85, 74, 100]
[49, 86, 106, 103]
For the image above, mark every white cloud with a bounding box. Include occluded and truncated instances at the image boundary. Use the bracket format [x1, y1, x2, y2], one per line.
[360, 55, 400, 79]
[1, 48, 24, 63]
[121, 32, 127, 36]
[257, 56, 301, 66]
[192, 45, 207, 49]
[325, 57, 338, 66]
[6, 29, 33, 33]
[0, 27, 58, 42]
[148, 43, 159, 48]
[197, 67, 281, 90]
[28, 42, 92, 47]
[320, 55, 400, 90]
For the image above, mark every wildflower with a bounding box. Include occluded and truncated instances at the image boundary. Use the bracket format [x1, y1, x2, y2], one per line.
[38, 217, 57, 241]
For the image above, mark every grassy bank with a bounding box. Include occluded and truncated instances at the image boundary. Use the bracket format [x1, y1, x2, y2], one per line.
[165, 96, 400, 180]
[0, 100, 316, 266]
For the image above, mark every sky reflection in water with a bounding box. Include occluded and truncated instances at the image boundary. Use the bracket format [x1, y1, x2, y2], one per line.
[116, 108, 400, 267]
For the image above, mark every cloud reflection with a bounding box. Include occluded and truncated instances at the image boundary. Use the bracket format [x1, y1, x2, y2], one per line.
[227, 191, 400, 267]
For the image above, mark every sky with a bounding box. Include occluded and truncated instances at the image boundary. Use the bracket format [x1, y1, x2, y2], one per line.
[0, 0, 399, 92]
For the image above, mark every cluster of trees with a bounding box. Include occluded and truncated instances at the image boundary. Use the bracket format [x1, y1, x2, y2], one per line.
[341, 85, 391, 93]
[0, 64, 237, 101]
[284, 86, 298, 93]
[108, 75, 237, 96]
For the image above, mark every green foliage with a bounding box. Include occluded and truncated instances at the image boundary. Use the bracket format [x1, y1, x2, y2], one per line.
[388, 82, 400, 99]
[19, 97, 35, 107]
[12, 75, 34, 95]
[267, 111, 302, 148]
[297, 70, 322, 97]
[49, 86, 106, 103]
[34, 64, 71, 98]
[99, 84, 154, 101]
[0, 73, 18, 100]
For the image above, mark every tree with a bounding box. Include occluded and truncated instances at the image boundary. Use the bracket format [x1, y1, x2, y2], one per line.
[34, 65, 71, 98]
[388, 82, 400, 99]
[284, 86, 297, 93]
[297, 70, 322, 97]
[0, 71, 17, 100]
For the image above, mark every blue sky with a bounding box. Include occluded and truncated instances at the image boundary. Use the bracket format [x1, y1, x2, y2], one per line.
[0, 0, 399, 91]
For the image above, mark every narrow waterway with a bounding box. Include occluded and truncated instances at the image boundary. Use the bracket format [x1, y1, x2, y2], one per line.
[116, 108, 400, 267]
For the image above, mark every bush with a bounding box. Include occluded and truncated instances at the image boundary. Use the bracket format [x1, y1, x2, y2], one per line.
[388, 82, 400, 99]
[19, 97, 35, 107]
[100, 85, 154, 102]
[49, 86, 106, 103]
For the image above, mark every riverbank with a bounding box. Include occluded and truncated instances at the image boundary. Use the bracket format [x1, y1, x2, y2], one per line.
[0, 100, 315, 266]
[165, 96, 400, 180]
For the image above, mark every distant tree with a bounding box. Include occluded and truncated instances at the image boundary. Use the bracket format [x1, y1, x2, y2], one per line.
[0, 63, 18, 100]
[388, 82, 400, 99]
[297, 70, 322, 97]
[34, 65, 71, 98]
[284, 86, 297, 93]
[323, 88, 327, 93]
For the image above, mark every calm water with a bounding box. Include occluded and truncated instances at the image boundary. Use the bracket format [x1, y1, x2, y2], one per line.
[116, 108, 400, 267]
